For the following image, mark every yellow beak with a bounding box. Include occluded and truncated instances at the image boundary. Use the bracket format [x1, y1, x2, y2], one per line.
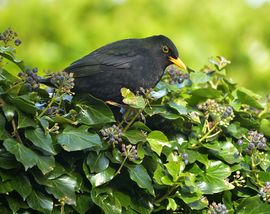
[169, 56, 187, 71]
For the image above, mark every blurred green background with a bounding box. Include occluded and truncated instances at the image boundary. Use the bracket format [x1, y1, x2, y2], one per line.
[1, 0, 270, 95]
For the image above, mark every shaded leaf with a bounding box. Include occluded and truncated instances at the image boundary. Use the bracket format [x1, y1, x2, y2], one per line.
[27, 190, 53, 213]
[76, 94, 115, 125]
[127, 164, 155, 196]
[3, 138, 37, 170]
[25, 127, 56, 154]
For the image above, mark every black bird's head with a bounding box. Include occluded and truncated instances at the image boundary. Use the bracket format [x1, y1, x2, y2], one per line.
[146, 35, 187, 71]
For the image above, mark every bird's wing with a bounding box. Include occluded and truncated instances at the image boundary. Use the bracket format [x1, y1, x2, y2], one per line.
[64, 45, 141, 78]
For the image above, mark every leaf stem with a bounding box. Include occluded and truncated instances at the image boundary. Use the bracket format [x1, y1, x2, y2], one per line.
[11, 119, 22, 143]
[154, 185, 178, 204]
[115, 155, 128, 175]
[199, 121, 219, 143]
[123, 109, 143, 132]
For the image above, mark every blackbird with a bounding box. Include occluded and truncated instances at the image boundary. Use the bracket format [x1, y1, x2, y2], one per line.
[64, 35, 186, 102]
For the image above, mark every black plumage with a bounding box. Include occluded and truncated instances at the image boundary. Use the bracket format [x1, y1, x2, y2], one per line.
[64, 35, 186, 102]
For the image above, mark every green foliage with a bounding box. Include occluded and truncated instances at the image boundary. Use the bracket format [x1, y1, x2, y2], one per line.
[1, 31, 270, 213]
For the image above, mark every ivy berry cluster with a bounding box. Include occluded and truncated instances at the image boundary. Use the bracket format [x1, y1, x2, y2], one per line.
[166, 66, 190, 84]
[0, 28, 21, 46]
[198, 99, 234, 126]
[18, 67, 41, 91]
[237, 130, 267, 154]
[49, 71, 75, 94]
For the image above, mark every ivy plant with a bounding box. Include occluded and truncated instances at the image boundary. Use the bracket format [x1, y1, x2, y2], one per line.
[0, 28, 270, 214]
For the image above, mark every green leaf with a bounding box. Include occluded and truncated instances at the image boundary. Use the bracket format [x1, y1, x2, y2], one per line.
[73, 194, 93, 214]
[2, 104, 16, 121]
[9, 94, 37, 115]
[165, 159, 185, 181]
[236, 196, 270, 214]
[127, 164, 155, 196]
[123, 130, 147, 144]
[197, 160, 233, 194]
[260, 118, 270, 137]
[89, 167, 115, 187]
[203, 140, 243, 164]
[167, 198, 177, 211]
[0, 113, 9, 140]
[168, 102, 189, 115]
[144, 105, 181, 120]
[27, 190, 53, 213]
[11, 174, 32, 200]
[46, 175, 77, 205]
[17, 110, 36, 129]
[227, 122, 248, 138]
[237, 88, 263, 109]
[3, 138, 37, 170]
[36, 155, 55, 175]
[86, 152, 109, 173]
[25, 127, 56, 155]
[147, 131, 170, 156]
[91, 187, 122, 214]
[76, 94, 115, 125]
[0, 148, 20, 169]
[57, 125, 102, 151]
[190, 71, 210, 84]
[188, 88, 222, 105]
[121, 88, 146, 109]
[6, 196, 28, 213]
[0, 179, 13, 193]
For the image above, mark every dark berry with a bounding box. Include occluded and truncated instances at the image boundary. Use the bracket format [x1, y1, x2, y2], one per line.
[14, 39, 21, 46]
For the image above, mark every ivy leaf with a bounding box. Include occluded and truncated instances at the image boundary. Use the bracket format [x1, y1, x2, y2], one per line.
[27, 190, 53, 214]
[11, 174, 32, 200]
[6, 196, 28, 213]
[236, 88, 263, 109]
[76, 94, 115, 125]
[45, 175, 77, 205]
[123, 130, 147, 144]
[190, 71, 210, 84]
[73, 194, 93, 214]
[89, 167, 115, 187]
[203, 140, 243, 164]
[167, 198, 177, 211]
[197, 160, 233, 194]
[236, 196, 270, 214]
[3, 138, 37, 170]
[227, 122, 248, 138]
[91, 187, 122, 214]
[57, 125, 102, 151]
[25, 127, 56, 155]
[147, 131, 171, 156]
[127, 164, 155, 196]
[86, 152, 109, 173]
[17, 111, 36, 129]
[121, 88, 146, 109]
[2, 104, 16, 121]
[36, 155, 55, 175]
[0, 148, 20, 169]
[0, 113, 9, 140]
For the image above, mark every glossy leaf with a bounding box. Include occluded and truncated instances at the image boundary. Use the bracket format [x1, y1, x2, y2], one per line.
[76, 94, 115, 125]
[25, 127, 56, 154]
[127, 164, 155, 196]
[147, 130, 170, 156]
[3, 138, 37, 170]
[89, 167, 115, 187]
[58, 125, 102, 151]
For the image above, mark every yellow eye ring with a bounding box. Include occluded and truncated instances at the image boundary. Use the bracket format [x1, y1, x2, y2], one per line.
[162, 45, 169, 53]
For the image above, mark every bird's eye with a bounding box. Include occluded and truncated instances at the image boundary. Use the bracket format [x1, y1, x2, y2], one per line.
[162, 45, 169, 53]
